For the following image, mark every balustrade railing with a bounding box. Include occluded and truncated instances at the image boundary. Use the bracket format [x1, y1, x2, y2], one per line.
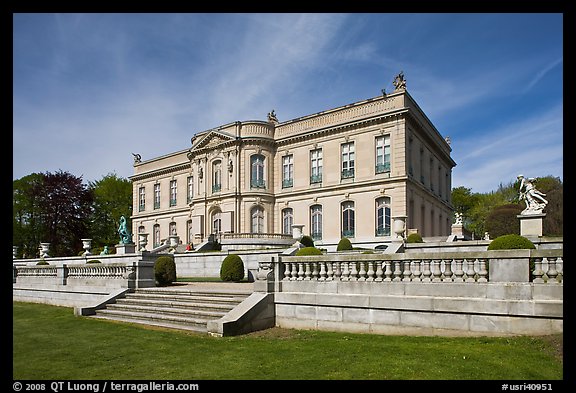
[270, 250, 563, 284]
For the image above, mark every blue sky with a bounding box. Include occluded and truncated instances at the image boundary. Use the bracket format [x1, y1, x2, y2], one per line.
[13, 13, 563, 193]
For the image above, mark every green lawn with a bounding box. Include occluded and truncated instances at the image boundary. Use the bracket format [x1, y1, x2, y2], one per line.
[13, 302, 563, 380]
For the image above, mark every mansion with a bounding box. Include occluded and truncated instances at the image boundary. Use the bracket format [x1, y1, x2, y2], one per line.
[130, 78, 456, 250]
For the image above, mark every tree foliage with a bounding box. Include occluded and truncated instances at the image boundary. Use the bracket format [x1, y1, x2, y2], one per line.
[452, 175, 562, 238]
[13, 171, 132, 257]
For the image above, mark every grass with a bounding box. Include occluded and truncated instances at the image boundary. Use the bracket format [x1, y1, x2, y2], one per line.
[13, 302, 563, 380]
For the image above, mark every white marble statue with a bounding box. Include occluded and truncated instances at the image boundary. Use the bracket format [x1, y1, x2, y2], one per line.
[517, 174, 548, 214]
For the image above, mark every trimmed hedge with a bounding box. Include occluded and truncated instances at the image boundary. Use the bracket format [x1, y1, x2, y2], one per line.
[295, 247, 323, 256]
[336, 237, 353, 251]
[487, 234, 535, 250]
[300, 235, 315, 248]
[406, 233, 424, 243]
[154, 256, 176, 286]
[220, 254, 245, 282]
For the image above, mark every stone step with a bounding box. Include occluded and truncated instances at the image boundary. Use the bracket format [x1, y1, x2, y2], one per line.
[91, 285, 252, 332]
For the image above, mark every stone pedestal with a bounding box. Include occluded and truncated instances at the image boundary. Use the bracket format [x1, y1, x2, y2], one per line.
[115, 243, 136, 255]
[517, 213, 545, 237]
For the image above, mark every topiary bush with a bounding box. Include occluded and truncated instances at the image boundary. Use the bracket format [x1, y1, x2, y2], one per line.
[220, 254, 245, 282]
[86, 259, 101, 264]
[295, 247, 323, 256]
[300, 235, 315, 248]
[406, 233, 424, 243]
[154, 255, 176, 286]
[336, 237, 353, 251]
[487, 234, 535, 250]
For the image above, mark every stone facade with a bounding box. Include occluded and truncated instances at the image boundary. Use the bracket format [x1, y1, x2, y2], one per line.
[130, 89, 456, 250]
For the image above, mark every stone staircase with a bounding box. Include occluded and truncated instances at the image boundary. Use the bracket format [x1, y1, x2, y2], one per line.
[91, 286, 252, 333]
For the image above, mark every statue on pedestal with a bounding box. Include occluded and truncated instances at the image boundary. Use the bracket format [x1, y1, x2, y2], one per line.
[517, 175, 548, 215]
[118, 216, 133, 244]
[393, 71, 407, 91]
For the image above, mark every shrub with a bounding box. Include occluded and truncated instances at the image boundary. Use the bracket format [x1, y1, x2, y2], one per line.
[336, 237, 353, 251]
[487, 234, 535, 250]
[86, 260, 101, 264]
[295, 247, 323, 256]
[220, 254, 245, 282]
[154, 256, 176, 286]
[36, 259, 49, 265]
[300, 235, 315, 248]
[406, 233, 424, 243]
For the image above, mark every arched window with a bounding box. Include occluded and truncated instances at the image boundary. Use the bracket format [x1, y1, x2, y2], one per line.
[310, 205, 322, 240]
[251, 206, 264, 234]
[341, 201, 355, 238]
[212, 160, 222, 193]
[169, 222, 177, 236]
[251, 154, 265, 188]
[376, 197, 391, 236]
[282, 208, 293, 235]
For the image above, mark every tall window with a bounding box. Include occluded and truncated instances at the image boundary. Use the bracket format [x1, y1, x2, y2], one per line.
[375, 135, 391, 173]
[310, 205, 322, 240]
[187, 176, 194, 203]
[251, 154, 265, 188]
[212, 160, 222, 193]
[341, 142, 355, 179]
[138, 186, 146, 212]
[170, 180, 177, 206]
[282, 155, 293, 188]
[341, 201, 355, 238]
[251, 206, 264, 233]
[282, 208, 293, 235]
[169, 222, 177, 236]
[153, 224, 161, 248]
[154, 183, 161, 209]
[310, 149, 322, 184]
[187, 220, 193, 244]
[376, 197, 391, 236]
[212, 211, 222, 234]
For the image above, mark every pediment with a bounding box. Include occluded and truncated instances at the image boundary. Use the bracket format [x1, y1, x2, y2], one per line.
[190, 130, 236, 152]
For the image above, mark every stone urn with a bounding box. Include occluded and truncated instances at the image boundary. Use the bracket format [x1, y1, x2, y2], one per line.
[392, 216, 407, 241]
[81, 239, 92, 256]
[39, 243, 50, 258]
[138, 233, 149, 252]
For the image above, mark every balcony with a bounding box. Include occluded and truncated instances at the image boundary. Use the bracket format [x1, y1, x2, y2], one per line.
[212, 184, 221, 193]
[375, 162, 391, 174]
[341, 229, 355, 238]
[376, 227, 391, 236]
[250, 179, 266, 189]
[310, 174, 322, 184]
[341, 168, 355, 179]
[282, 179, 293, 188]
[311, 232, 323, 241]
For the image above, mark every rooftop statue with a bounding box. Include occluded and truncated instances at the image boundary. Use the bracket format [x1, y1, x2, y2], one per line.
[393, 71, 407, 91]
[517, 174, 548, 215]
[267, 109, 278, 123]
[118, 216, 133, 244]
[132, 153, 142, 164]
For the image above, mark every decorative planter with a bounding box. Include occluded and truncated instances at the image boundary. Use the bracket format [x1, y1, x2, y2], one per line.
[392, 216, 407, 241]
[39, 243, 50, 258]
[81, 239, 92, 256]
[138, 233, 149, 252]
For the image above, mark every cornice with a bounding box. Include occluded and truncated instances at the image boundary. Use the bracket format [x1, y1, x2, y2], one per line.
[130, 162, 191, 182]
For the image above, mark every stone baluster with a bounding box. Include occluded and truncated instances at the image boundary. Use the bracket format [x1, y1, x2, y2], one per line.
[312, 262, 320, 280]
[477, 258, 488, 282]
[318, 262, 327, 281]
[465, 258, 477, 283]
[375, 261, 384, 282]
[531, 257, 544, 283]
[431, 259, 442, 282]
[334, 262, 342, 281]
[358, 261, 367, 281]
[304, 262, 312, 280]
[546, 257, 559, 284]
[411, 260, 422, 282]
[326, 261, 334, 280]
[453, 259, 465, 282]
[383, 261, 393, 282]
[402, 260, 412, 282]
[297, 262, 305, 280]
[290, 262, 298, 280]
[349, 262, 358, 281]
[442, 259, 453, 282]
[283, 262, 291, 281]
[341, 262, 350, 281]
[392, 260, 402, 282]
[421, 259, 432, 282]
[366, 261, 375, 281]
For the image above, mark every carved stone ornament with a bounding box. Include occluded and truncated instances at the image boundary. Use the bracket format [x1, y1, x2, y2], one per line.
[393, 71, 407, 91]
[257, 262, 274, 281]
[517, 175, 548, 215]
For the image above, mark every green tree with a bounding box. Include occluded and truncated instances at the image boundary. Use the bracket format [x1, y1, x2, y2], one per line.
[485, 203, 523, 238]
[88, 173, 133, 247]
[13, 173, 44, 258]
